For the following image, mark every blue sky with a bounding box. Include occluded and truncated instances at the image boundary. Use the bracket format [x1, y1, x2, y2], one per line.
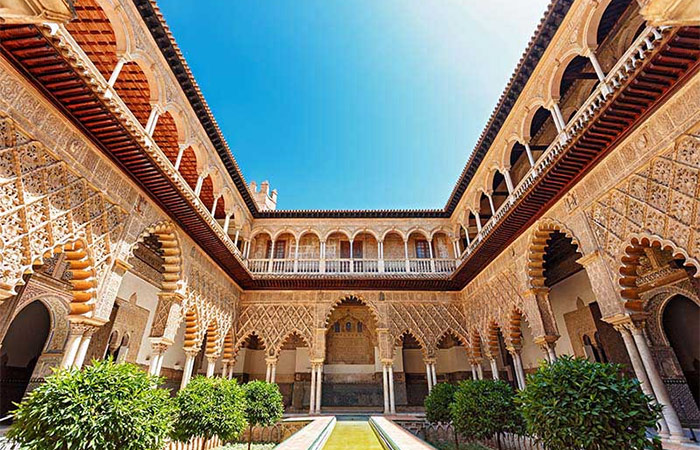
[158, 1, 550, 210]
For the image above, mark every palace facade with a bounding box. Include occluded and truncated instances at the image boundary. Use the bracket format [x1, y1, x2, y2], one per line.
[0, 0, 698, 446]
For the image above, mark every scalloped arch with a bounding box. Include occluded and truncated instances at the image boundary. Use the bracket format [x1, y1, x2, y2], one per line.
[618, 233, 700, 311]
[527, 218, 583, 290]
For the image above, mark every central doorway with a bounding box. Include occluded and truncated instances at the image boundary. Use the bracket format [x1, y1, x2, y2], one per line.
[322, 297, 382, 409]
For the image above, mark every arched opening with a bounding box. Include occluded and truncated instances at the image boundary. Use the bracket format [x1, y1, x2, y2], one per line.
[478, 192, 493, 226]
[213, 196, 226, 220]
[296, 231, 321, 273]
[353, 232, 379, 272]
[382, 231, 406, 273]
[592, 0, 641, 72]
[555, 55, 597, 125]
[457, 226, 468, 256]
[324, 296, 380, 409]
[178, 146, 199, 190]
[509, 142, 531, 187]
[272, 232, 296, 273]
[0, 301, 51, 416]
[275, 332, 311, 412]
[431, 231, 454, 269]
[248, 231, 273, 272]
[528, 106, 557, 158]
[151, 111, 180, 165]
[491, 171, 509, 212]
[627, 242, 700, 426]
[398, 332, 427, 407]
[466, 211, 479, 242]
[232, 333, 267, 383]
[662, 296, 700, 410]
[325, 231, 352, 273]
[65, 0, 119, 79]
[535, 229, 627, 365]
[435, 331, 469, 384]
[486, 322, 519, 389]
[407, 230, 432, 272]
[198, 175, 215, 211]
[112, 61, 152, 128]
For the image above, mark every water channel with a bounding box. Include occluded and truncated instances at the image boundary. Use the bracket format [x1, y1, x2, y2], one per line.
[322, 416, 384, 450]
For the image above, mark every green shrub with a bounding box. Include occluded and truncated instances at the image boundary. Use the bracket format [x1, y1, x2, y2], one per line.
[172, 376, 247, 443]
[243, 381, 284, 450]
[516, 356, 662, 450]
[450, 379, 522, 441]
[6, 359, 174, 450]
[425, 382, 458, 424]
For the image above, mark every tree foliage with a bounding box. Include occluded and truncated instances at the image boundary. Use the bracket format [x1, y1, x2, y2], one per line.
[425, 382, 458, 424]
[243, 381, 283, 450]
[172, 376, 247, 443]
[7, 359, 174, 450]
[516, 356, 662, 450]
[243, 381, 284, 428]
[450, 380, 523, 441]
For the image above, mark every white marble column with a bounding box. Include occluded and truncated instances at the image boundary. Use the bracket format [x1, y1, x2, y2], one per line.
[60, 327, 83, 369]
[489, 358, 499, 380]
[511, 350, 526, 390]
[149, 341, 170, 376]
[72, 326, 98, 369]
[180, 349, 198, 390]
[630, 323, 686, 442]
[471, 364, 478, 380]
[388, 364, 396, 414]
[206, 357, 216, 378]
[315, 364, 323, 413]
[431, 363, 437, 387]
[616, 324, 670, 436]
[309, 363, 317, 415]
[382, 364, 390, 414]
[426, 362, 433, 392]
[476, 363, 484, 380]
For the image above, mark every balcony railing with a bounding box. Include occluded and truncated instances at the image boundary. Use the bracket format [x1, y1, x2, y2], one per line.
[459, 25, 667, 262]
[246, 258, 457, 275]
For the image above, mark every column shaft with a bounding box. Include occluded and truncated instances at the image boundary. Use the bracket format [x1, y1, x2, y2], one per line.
[490, 358, 499, 380]
[388, 365, 396, 414]
[309, 365, 316, 414]
[315, 365, 323, 413]
[426, 363, 433, 392]
[382, 364, 390, 414]
[631, 326, 685, 441]
[60, 332, 82, 369]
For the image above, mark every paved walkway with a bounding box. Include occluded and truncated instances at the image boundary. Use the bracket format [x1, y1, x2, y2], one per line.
[370, 416, 436, 449]
[275, 416, 335, 450]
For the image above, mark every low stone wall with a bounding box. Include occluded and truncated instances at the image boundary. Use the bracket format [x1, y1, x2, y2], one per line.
[395, 420, 544, 450]
[238, 419, 312, 444]
[163, 436, 221, 450]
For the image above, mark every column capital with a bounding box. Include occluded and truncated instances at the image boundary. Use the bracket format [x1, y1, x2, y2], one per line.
[533, 334, 559, 346]
[423, 358, 436, 365]
[380, 358, 394, 366]
[265, 356, 278, 365]
[184, 348, 200, 358]
[149, 338, 172, 355]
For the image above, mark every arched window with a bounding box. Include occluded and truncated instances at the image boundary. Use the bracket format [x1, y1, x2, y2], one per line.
[357, 322, 363, 333]
[345, 321, 352, 332]
[334, 322, 340, 333]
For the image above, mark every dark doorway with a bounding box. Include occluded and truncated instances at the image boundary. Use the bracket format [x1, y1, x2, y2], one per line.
[0, 301, 51, 416]
[663, 295, 700, 408]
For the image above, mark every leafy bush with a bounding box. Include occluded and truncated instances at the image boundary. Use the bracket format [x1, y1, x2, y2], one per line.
[425, 382, 458, 424]
[243, 381, 284, 450]
[516, 356, 662, 450]
[450, 380, 522, 441]
[7, 359, 174, 450]
[172, 375, 247, 443]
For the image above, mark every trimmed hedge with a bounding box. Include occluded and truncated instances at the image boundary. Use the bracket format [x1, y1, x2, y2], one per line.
[7, 359, 174, 450]
[516, 356, 662, 450]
